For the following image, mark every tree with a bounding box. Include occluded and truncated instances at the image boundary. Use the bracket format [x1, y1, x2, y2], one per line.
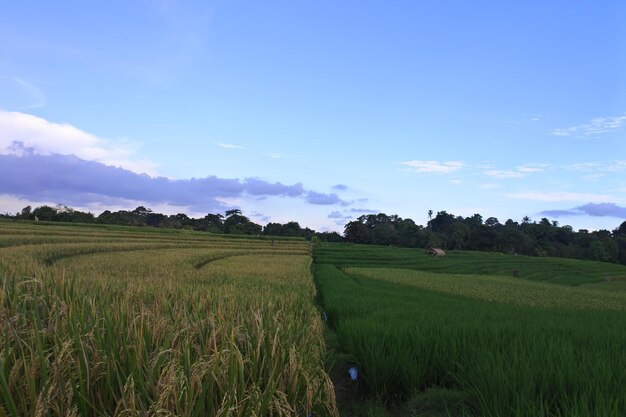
[282, 221, 304, 237]
[170, 213, 192, 229]
[225, 209, 242, 217]
[371, 222, 398, 245]
[344, 221, 370, 244]
[263, 222, 284, 236]
[223, 211, 261, 235]
[589, 240, 611, 262]
[614, 221, 626, 237]
[616, 236, 626, 265]
[132, 206, 152, 218]
[446, 222, 470, 250]
[228, 221, 262, 235]
[145, 212, 166, 227]
[484, 217, 501, 228]
[196, 213, 224, 233]
[32, 205, 57, 221]
[396, 218, 423, 247]
[465, 214, 483, 228]
[428, 211, 456, 233]
[20, 206, 32, 219]
[315, 232, 344, 243]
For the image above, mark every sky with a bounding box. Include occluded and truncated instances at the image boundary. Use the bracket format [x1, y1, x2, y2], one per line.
[1, 0, 625, 232]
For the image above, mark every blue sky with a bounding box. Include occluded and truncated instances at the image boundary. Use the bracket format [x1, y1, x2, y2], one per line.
[1, 0, 625, 231]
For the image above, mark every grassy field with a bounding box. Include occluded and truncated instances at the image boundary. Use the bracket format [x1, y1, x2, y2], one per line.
[4, 221, 626, 417]
[315, 243, 626, 417]
[316, 243, 626, 286]
[0, 220, 338, 417]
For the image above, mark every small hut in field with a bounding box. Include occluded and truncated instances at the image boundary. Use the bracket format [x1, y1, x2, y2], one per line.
[425, 248, 446, 257]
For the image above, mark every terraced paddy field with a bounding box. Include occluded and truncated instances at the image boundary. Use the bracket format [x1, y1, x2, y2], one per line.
[0, 220, 337, 417]
[3, 221, 626, 417]
[315, 243, 626, 417]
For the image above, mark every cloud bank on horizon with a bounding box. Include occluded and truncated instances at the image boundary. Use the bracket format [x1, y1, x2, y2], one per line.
[0, 149, 312, 212]
[1, 108, 626, 230]
[0, 143, 356, 217]
[0, 110, 356, 222]
[541, 203, 626, 219]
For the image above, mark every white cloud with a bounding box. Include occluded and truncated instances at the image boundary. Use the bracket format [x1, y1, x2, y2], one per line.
[608, 162, 626, 171]
[517, 163, 551, 173]
[582, 174, 605, 181]
[215, 142, 243, 149]
[565, 162, 603, 171]
[552, 114, 626, 137]
[565, 161, 626, 172]
[484, 170, 526, 179]
[507, 192, 615, 203]
[484, 163, 550, 179]
[0, 110, 156, 174]
[401, 160, 464, 173]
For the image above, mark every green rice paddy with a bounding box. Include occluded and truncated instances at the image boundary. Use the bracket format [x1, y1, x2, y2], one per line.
[315, 243, 626, 417]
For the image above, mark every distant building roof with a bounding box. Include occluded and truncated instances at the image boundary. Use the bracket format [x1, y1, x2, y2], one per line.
[426, 248, 446, 256]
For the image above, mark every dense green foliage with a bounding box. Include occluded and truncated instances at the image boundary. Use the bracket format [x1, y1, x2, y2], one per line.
[344, 212, 626, 265]
[314, 244, 626, 417]
[2, 205, 344, 242]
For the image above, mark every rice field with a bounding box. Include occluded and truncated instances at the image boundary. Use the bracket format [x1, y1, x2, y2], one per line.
[316, 243, 626, 286]
[315, 243, 626, 417]
[4, 221, 626, 417]
[0, 220, 338, 417]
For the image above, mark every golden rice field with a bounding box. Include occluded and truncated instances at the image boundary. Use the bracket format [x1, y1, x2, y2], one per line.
[0, 220, 338, 417]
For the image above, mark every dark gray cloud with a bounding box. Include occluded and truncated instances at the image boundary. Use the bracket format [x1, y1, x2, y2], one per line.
[328, 211, 346, 219]
[249, 211, 271, 223]
[243, 178, 304, 197]
[540, 203, 626, 219]
[540, 209, 579, 217]
[306, 191, 349, 206]
[577, 203, 626, 218]
[328, 208, 378, 226]
[349, 208, 378, 214]
[327, 211, 352, 226]
[0, 152, 340, 212]
[332, 184, 348, 191]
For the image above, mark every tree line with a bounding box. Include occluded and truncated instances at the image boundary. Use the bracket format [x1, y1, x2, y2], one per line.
[344, 211, 626, 265]
[3, 205, 626, 265]
[3, 205, 343, 242]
